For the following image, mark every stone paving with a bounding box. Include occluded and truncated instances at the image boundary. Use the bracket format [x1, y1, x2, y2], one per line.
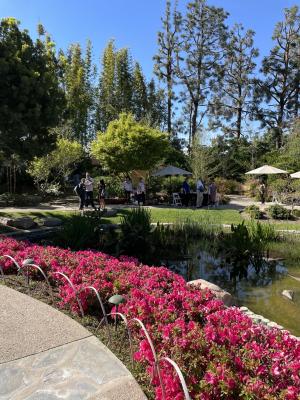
[0, 286, 146, 400]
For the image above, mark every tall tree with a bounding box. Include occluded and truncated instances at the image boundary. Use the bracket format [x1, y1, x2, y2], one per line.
[96, 40, 117, 131]
[60, 40, 95, 145]
[210, 24, 258, 139]
[154, 0, 181, 135]
[115, 48, 133, 113]
[175, 0, 228, 144]
[146, 79, 166, 129]
[132, 62, 148, 120]
[0, 18, 65, 160]
[254, 6, 300, 148]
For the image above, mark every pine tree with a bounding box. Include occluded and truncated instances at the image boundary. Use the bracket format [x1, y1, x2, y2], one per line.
[175, 0, 228, 143]
[210, 24, 259, 139]
[154, 0, 181, 135]
[254, 6, 300, 148]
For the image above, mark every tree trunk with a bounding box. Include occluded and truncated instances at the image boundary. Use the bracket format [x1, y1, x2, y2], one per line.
[167, 88, 172, 135]
[188, 101, 193, 153]
[6, 166, 10, 193]
[167, 66, 172, 135]
[236, 107, 242, 139]
[236, 85, 242, 139]
[191, 101, 199, 142]
[13, 165, 16, 193]
[9, 166, 12, 194]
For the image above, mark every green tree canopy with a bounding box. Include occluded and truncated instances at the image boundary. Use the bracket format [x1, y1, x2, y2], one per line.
[27, 138, 83, 192]
[91, 113, 169, 174]
[0, 18, 65, 160]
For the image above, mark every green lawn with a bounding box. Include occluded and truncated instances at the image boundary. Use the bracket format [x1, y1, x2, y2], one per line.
[0, 207, 299, 231]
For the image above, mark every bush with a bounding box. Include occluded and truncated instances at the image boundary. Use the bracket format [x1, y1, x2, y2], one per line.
[214, 178, 242, 195]
[267, 204, 292, 220]
[119, 207, 153, 261]
[244, 205, 262, 219]
[1, 237, 299, 400]
[54, 211, 103, 250]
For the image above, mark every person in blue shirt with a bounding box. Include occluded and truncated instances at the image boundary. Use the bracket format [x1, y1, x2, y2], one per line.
[182, 177, 190, 206]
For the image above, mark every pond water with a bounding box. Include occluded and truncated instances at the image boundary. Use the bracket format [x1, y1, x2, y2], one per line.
[165, 243, 300, 336]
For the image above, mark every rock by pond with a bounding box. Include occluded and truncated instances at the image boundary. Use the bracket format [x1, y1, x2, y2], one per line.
[41, 217, 63, 227]
[282, 289, 294, 301]
[7, 217, 37, 230]
[188, 278, 234, 307]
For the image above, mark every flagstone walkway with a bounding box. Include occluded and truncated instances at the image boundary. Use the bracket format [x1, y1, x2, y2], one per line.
[0, 285, 146, 400]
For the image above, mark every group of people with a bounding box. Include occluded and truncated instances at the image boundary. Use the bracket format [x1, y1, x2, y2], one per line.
[74, 173, 147, 211]
[123, 176, 146, 206]
[182, 177, 217, 208]
[74, 172, 106, 211]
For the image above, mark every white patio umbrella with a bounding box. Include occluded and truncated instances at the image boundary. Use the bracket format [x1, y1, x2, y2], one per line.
[291, 171, 300, 179]
[246, 165, 288, 204]
[245, 165, 288, 175]
[152, 165, 193, 177]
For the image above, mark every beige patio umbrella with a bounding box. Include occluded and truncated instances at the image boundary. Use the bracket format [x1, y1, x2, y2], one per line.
[246, 165, 288, 204]
[245, 165, 288, 175]
[291, 171, 300, 179]
[152, 165, 193, 194]
[152, 165, 193, 177]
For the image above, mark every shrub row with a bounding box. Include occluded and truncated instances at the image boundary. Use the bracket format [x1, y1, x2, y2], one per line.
[0, 237, 299, 399]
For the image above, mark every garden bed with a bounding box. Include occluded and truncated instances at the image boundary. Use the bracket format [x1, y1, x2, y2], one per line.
[0, 237, 300, 399]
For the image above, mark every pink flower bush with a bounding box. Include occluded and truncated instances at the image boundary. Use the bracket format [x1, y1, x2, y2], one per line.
[0, 236, 299, 399]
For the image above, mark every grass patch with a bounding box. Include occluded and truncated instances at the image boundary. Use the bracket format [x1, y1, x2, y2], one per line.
[0, 207, 300, 231]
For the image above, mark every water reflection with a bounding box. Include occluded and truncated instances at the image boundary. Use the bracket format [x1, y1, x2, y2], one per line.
[163, 248, 300, 336]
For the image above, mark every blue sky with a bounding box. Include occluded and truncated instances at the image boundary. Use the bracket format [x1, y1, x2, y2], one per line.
[0, 0, 297, 79]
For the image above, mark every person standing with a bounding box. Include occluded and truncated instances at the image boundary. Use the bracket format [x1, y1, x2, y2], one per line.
[98, 179, 106, 210]
[182, 177, 191, 207]
[123, 176, 133, 204]
[137, 178, 146, 206]
[259, 182, 266, 204]
[84, 172, 96, 210]
[74, 178, 86, 210]
[208, 179, 217, 207]
[196, 178, 204, 208]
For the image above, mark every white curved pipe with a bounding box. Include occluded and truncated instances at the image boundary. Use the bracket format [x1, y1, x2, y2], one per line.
[107, 311, 133, 364]
[130, 317, 166, 400]
[52, 271, 84, 317]
[160, 357, 191, 400]
[78, 286, 108, 324]
[22, 263, 54, 302]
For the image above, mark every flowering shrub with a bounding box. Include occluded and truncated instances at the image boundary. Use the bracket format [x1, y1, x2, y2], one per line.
[0, 237, 299, 399]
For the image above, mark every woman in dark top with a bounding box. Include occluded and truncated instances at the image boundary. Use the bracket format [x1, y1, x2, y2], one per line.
[98, 179, 106, 210]
[74, 178, 86, 210]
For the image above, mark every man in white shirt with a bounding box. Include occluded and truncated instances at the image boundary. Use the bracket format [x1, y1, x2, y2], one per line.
[84, 172, 96, 210]
[137, 178, 146, 206]
[123, 177, 133, 204]
[196, 178, 204, 208]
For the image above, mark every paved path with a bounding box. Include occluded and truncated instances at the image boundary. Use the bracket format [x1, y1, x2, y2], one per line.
[0, 285, 146, 400]
[227, 194, 300, 211]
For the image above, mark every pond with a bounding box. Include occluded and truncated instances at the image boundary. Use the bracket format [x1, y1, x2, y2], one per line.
[165, 241, 300, 337]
